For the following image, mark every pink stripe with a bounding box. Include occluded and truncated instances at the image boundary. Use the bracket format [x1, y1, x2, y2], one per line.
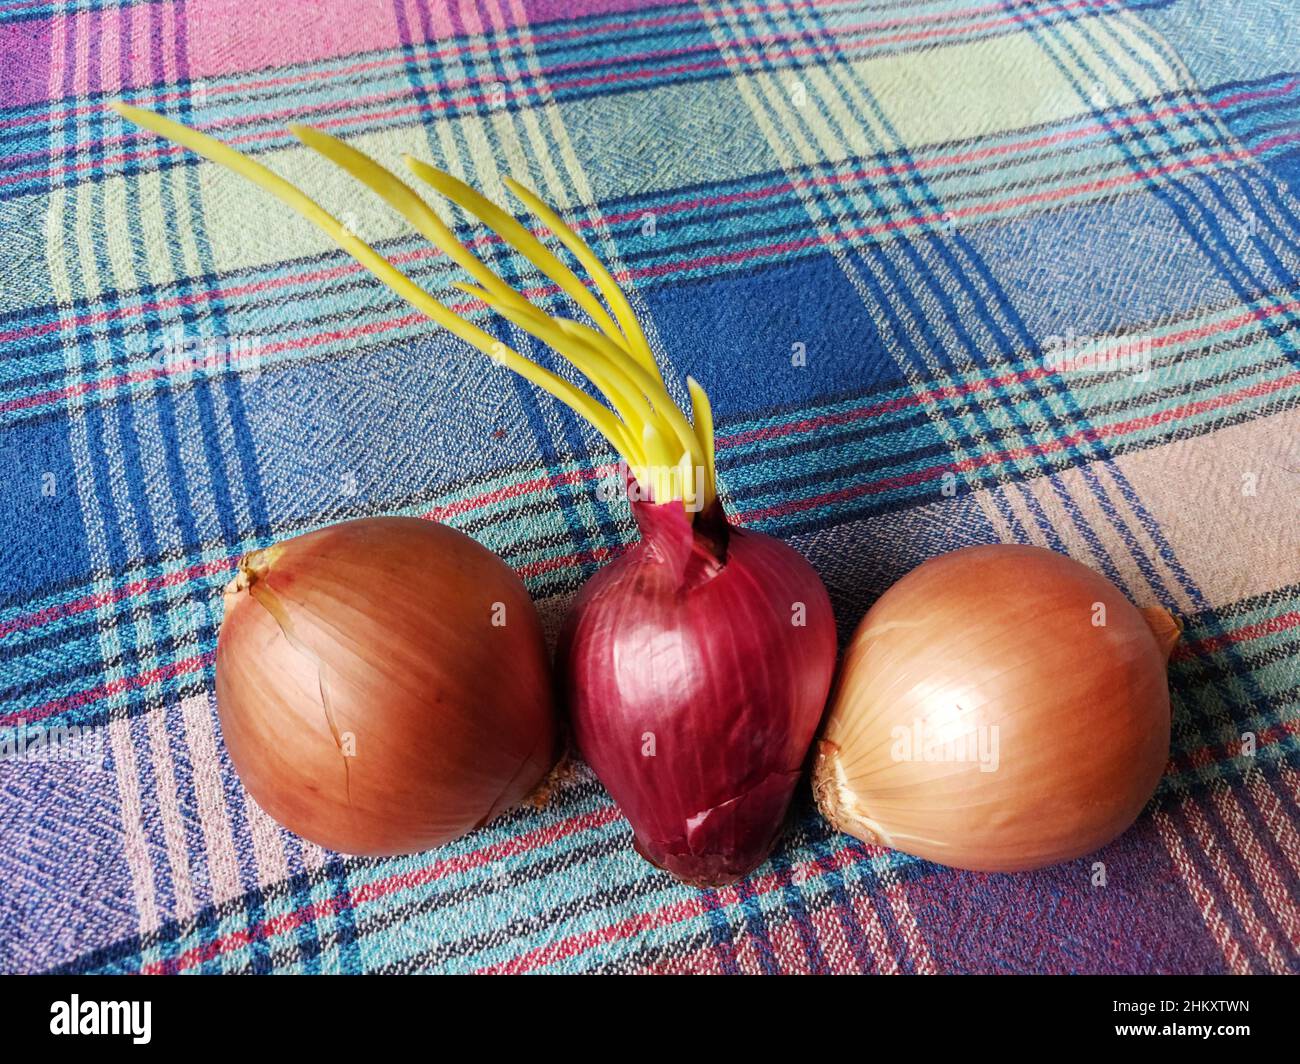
[1246, 769, 1300, 885]
[187, 0, 408, 86]
[109, 715, 161, 935]
[141, 802, 624, 974]
[4, 144, 1282, 420]
[1181, 796, 1288, 972]
[0, 556, 231, 639]
[822, 852, 899, 973]
[243, 794, 290, 891]
[6, 81, 1285, 348]
[424, 462, 613, 520]
[1208, 784, 1300, 954]
[3, 361, 1297, 668]
[1173, 609, 1300, 659]
[764, 922, 813, 974]
[481, 845, 886, 974]
[639, 942, 730, 974]
[882, 878, 937, 973]
[146, 704, 198, 921]
[0, 0, 1045, 132]
[3, 0, 1097, 185]
[181, 694, 245, 906]
[13, 651, 215, 728]
[1153, 807, 1252, 974]
[481, 895, 714, 975]
[514, 546, 614, 580]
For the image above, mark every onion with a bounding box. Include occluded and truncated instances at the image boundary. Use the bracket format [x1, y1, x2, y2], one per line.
[217, 517, 556, 856]
[116, 104, 838, 882]
[561, 493, 837, 887]
[812, 544, 1181, 873]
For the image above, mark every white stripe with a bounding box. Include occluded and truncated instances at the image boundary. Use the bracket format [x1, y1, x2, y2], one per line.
[1210, 778, 1300, 954]
[1154, 806, 1251, 973]
[45, 11, 161, 939]
[243, 792, 291, 889]
[181, 695, 244, 904]
[146, 706, 197, 920]
[1181, 791, 1287, 972]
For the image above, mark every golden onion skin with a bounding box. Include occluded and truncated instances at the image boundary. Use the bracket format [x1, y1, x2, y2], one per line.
[216, 517, 557, 856]
[813, 544, 1179, 873]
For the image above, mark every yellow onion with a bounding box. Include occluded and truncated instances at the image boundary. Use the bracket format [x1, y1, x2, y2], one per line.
[812, 544, 1180, 872]
[216, 517, 557, 856]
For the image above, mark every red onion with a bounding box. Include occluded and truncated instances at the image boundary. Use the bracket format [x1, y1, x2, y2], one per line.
[561, 494, 837, 886]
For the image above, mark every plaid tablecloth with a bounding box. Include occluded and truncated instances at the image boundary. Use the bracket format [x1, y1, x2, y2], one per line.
[3, 0, 1299, 975]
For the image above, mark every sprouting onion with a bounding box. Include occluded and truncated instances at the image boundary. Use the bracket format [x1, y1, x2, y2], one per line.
[111, 103, 708, 508]
[113, 104, 837, 885]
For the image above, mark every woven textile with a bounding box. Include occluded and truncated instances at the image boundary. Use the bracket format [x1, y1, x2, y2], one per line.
[3, 0, 1299, 975]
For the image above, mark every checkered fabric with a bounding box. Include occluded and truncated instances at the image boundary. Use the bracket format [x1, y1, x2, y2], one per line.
[2, 0, 1298, 974]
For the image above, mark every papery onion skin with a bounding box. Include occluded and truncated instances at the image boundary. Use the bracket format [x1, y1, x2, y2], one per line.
[812, 544, 1179, 873]
[216, 517, 557, 856]
[560, 498, 837, 887]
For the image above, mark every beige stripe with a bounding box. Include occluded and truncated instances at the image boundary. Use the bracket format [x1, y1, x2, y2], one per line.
[243, 793, 290, 889]
[146, 708, 197, 920]
[106, 718, 160, 933]
[298, 839, 331, 872]
[45, 13, 162, 937]
[1247, 767, 1300, 880]
[1181, 793, 1286, 971]
[849, 865, 901, 974]
[1209, 779, 1300, 953]
[1154, 807, 1250, 972]
[180, 695, 244, 904]
[883, 877, 937, 973]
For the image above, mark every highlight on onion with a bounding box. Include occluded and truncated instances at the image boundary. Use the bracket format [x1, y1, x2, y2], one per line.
[109, 103, 838, 887]
[217, 517, 557, 856]
[812, 544, 1181, 873]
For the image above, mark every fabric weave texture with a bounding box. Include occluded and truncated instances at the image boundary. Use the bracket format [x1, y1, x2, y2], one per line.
[1, 0, 1298, 974]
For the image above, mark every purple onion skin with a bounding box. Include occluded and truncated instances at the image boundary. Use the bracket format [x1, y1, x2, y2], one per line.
[560, 496, 837, 887]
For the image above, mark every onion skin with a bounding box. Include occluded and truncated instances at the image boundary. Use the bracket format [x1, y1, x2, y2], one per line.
[216, 517, 556, 856]
[560, 498, 837, 887]
[812, 544, 1179, 873]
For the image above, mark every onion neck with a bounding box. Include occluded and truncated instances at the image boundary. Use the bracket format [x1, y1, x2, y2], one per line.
[630, 494, 730, 589]
[1139, 606, 1182, 661]
[224, 544, 284, 597]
